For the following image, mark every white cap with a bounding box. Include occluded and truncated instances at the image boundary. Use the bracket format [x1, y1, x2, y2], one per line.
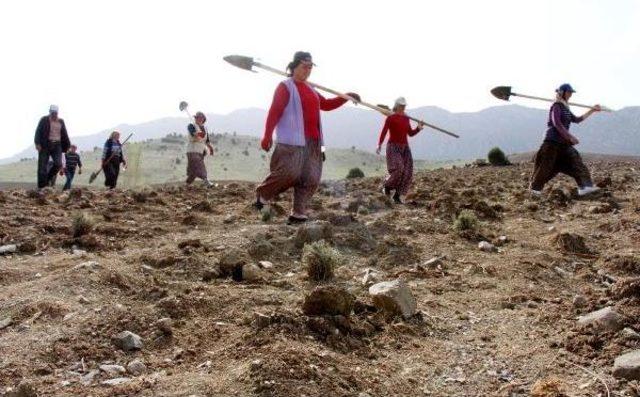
[394, 97, 407, 106]
[49, 105, 59, 113]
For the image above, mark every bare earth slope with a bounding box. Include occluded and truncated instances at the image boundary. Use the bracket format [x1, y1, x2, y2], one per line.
[0, 159, 639, 396]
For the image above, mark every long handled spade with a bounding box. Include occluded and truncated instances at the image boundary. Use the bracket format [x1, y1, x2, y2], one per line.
[179, 101, 211, 154]
[490, 86, 612, 112]
[89, 133, 133, 184]
[223, 55, 459, 139]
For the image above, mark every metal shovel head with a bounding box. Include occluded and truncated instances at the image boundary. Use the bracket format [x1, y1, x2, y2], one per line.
[179, 101, 189, 112]
[223, 55, 255, 71]
[89, 170, 100, 184]
[491, 86, 513, 101]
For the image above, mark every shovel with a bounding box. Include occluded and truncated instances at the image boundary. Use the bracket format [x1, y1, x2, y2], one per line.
[490, 86, 612, 112]
[224, 55, 459, 138]
[89, 133, 133, 184]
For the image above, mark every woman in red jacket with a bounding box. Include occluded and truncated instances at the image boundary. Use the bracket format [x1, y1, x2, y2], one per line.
[377, 97, 423, 203]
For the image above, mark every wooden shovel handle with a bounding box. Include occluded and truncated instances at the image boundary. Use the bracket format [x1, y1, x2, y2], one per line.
[255, 62, 459, 138]
[512, 93, 612, 112]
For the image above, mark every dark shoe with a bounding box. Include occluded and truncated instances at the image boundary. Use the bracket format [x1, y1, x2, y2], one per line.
[382, 186, 392, 197]
[393, 193, 402, 204]
[287, 215, 308, 225]
[253, 200, 264, 211]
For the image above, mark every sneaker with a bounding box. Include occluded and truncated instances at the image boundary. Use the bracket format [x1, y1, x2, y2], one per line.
[204, 180, 213, 188]
[393, 192, 403, 204]
[578, 186, 600, 196]
[253, 199, 264, 211]
[529, 189, 543, 197]
[382, 186, 392, 197]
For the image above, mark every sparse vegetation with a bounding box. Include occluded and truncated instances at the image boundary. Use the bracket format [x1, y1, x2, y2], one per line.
[71, 211, 95, 238]
[488, 147, 510, 166]
[132, 190, 148, 203]
[261, 208, 273, 223]
[303, 240, 340, 282]
[346, 167, 365, 179]
[454, 210, 478, 232]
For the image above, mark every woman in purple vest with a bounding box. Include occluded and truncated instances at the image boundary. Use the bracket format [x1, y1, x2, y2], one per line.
[255, 51, 360, 224]
[530, 83, 601, 197]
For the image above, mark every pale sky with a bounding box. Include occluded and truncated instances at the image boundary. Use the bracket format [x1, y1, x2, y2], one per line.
[1, 0, 638, 159]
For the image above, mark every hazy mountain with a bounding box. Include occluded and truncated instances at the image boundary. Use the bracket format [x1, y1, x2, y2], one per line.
[3, 104, 639, 164]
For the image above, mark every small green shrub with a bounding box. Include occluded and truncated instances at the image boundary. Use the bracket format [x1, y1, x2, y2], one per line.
[261, 208, 273, 223]
[303, 240, 340, 282]
[454, 210, 478, 232]
[487, 147, 510, 166]
[72, 212, 95, 238]
[346, 167, 365, 179]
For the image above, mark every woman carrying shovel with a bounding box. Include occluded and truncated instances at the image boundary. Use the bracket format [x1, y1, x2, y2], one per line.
[102, 131, 127, 189]
[186, 111, 214, 187]
[377, 97, 423, 204]
[255, 51, 360, 224]
[529, 84, 601, 196]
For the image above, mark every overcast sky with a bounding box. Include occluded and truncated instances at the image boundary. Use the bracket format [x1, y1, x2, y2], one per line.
[0, 0, 638, 159]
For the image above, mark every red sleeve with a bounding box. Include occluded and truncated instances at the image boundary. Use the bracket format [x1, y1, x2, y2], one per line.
[378, 117, 390, 146]
[264, 83, 290, 140]
[318, 93, 348, 111]
[408, 124, 422, 137]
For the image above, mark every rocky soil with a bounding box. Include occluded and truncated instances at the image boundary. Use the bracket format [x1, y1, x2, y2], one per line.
[1, 158, 639, 396]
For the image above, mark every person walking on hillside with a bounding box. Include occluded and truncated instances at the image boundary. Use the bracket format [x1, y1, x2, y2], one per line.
[102, 131, 126, 189]
[63, 144, 82, 190]
[34, 105, 71, 190]
[255, 51, 360, 224]
[377, 97, 424, 204]
[186, 111, 214, 187]
[530, 84, 601, 196]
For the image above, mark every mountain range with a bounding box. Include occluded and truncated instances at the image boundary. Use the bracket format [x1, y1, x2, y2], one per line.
[3, 104, 639, 164]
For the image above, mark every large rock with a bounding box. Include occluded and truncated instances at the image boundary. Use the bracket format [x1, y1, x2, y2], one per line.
[101, 377, 131, 386]
[613, 350, 640, 380]
[218, 248, 248, 278]
[295, 221, 333, 248]
[369, 279, 417, 319]
[99, 364, 126, 376]
[126, 359, 147, 376]
[302, 285, 355, 316]
[242, 263, 265, 282]
[156, 317, 173, 335]
[478, 241, 497, 253]
[0, 317, 12, 330]
[577, 306, 625, 333]
[112, 331, 143, 351]
[0, 244, 18, 255]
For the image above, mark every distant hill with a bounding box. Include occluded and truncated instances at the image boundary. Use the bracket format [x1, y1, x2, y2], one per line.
[2, 104, 639, 165]
[0, 134, 454, 188]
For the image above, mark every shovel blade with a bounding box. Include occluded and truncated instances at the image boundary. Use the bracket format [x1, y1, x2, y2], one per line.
[179, 101, 188, 112]
[491, 86, 513, 101]
[89, 171, 99, 184]
[223, 55, 256, 72]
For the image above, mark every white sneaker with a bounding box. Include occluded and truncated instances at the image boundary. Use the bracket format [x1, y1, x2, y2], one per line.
[578, 186, 600, 196]
[529, 189, 543, 196]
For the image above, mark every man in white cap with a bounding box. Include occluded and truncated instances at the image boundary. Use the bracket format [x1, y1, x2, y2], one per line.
[34, 105, 71, 189]
[376, 97, 423, 203]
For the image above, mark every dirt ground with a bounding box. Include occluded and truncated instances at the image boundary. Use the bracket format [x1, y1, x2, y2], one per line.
[1, 158, 639, 397]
